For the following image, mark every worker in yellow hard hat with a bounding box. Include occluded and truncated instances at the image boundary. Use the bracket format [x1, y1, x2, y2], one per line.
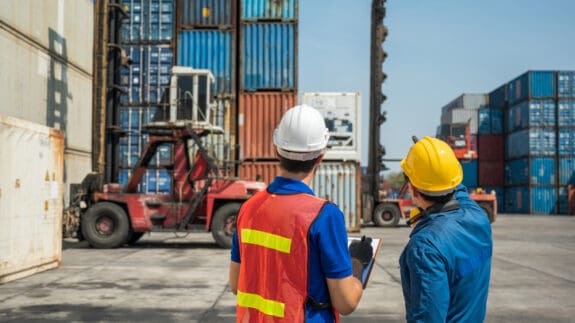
[399, 136, 493, 322]
[229, 105, 373, 322]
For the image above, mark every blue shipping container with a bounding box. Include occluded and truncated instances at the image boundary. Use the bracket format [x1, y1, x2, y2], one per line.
[505, 186, 557, 214]
[557, 186, 571, 214]
[507, 71, 556, 105]
[506, 128, 556, 159]
[558, 128, 575, 156]
[479, 186, 504, 213]
[489, 84, 507, 110]
[558, 100, 575, 126]
[120, 45, 173, 104]
[558, 71, 575, 98]
[178, 30, 235, 96]
[121, 0, 174, 43]
[558, 157, 575, 185]
[118, 135, 172, 167]
[504, 157, 556, 186]
[478, 108, 503, 134]
[241, 0, 298, 21]
[460, 159, 478, 188]
[506, 99, 556, 132]
[118, 168, 172, 194]
[241, 23, 296, 91]
[180, 0, 234, 27]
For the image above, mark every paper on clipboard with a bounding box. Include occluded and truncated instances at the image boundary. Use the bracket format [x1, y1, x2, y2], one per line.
[348, 237, 382, 289]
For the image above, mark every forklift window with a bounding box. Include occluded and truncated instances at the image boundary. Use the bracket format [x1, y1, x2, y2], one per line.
[197, 75, 208, 122]
[178, 75, 194, 120]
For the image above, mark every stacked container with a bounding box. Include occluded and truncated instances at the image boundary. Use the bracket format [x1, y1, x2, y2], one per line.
[557, 71, 575, 214]
[118, 0, 176, 193]
[504, 71, 557, 214]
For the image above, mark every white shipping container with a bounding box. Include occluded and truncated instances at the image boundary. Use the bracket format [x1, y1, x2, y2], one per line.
[302, 92, 361, 161]
[0, 115, 64, 284]
[442, 108, 479, 134]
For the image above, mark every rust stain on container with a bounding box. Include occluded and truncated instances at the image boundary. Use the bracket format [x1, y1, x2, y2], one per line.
[238, 92, 296, 160]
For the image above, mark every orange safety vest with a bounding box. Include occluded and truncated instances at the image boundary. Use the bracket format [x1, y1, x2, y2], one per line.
[236, 190, 340, 323]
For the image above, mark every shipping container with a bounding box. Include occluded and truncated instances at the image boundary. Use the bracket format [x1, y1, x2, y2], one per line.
[557, 71, 575, 98]
[504, 157, 556, 186]
[179, 0, 235, 28]
[121, 0, 174, 43]
[506, 99, 556, 132]
[238, 92, 296, 160]
[302, 92, 361, 161]
[120, 45, 174, 104]
[505, 128, 556, 159]
[240, 0, 298, 21]
[558, 127, 575, 156]
[558, 157, 575, 186]
[477, 107, 503, 134]
[507, 71, 556, 105]
[504, 186, 557, 214]
[118, 134, 172, 168]
[177, 30, 235, 97]
[488, 84, 507, 110]
[557, 185, 575, 215]
[477, 134, 504, 161]
[460, 159, 478, 189]
[479, 186, 504, 213]
[238, 161, 361, 231]
[311, 161, 361, 232]
[441, 108, 479, 134]
[441, 93, 488, 113]
[118, 167, 172, 193]
[558, 100, 575, 126]
[241, 22, 297, 91]
[0, 116, 64, 283]
[478, 160, 504, 186]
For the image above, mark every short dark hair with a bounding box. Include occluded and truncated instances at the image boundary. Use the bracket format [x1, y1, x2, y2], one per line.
[404, 173, 455, 204]
[279, 156, 320, 173]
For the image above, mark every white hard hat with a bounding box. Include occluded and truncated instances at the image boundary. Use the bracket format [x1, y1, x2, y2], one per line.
[273, 104, 330, 161]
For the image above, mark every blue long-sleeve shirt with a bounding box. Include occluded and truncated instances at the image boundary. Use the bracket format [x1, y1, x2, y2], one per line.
[399, 185, 493, 322]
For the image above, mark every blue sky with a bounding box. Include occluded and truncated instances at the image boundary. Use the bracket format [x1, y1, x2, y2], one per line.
[299, 0, 575, 173]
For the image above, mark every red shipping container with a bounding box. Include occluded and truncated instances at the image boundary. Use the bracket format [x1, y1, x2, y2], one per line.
[239, 161, 281, 185]
[238, 92, 297, 160]
[477, 134, 504, 161]
[478, 160, 504, 186]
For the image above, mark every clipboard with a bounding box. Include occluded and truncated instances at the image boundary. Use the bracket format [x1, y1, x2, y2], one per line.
[348, 237, 382, 289]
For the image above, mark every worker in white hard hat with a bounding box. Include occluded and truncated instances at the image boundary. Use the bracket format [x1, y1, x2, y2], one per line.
[399, 136, 493, 322]
[229, 104, 373, 322]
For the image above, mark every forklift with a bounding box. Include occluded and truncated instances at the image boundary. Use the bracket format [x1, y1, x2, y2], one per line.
[63, 67, 266, 248]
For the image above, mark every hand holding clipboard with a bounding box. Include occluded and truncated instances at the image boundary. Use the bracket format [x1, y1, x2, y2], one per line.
[348, 236, 382, 288]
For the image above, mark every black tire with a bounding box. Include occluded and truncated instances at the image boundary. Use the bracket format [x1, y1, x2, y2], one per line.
[211, 203, 241, 249]
[81, 202, 131, 249]
[478, 202, 495, 224]
[373, 202, 401, 227]
[128, 232, 145, 245]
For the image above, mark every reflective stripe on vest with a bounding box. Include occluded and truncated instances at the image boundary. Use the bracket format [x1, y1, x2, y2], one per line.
[236, 190, 329, 322]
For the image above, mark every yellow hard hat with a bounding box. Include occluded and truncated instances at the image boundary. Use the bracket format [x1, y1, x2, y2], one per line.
[400, 136, 463, 196]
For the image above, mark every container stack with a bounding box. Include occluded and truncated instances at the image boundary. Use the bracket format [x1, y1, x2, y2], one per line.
[237, 0, 298, 181]
[557, 71, 575, 214]
[118, 0, 175, 193]
[176, 1, 237, 175]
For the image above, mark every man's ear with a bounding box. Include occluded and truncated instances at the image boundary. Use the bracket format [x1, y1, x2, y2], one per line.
[314, 151, 325, 166]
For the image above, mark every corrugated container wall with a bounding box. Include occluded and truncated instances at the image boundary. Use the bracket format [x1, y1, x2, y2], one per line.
[504, 157, 556, 186]
[177, 30, 235, 97]
[505, 128, 556, 159]
[558, 100, 575, 126]
[0, 0, 94, 208]
[478, 107, 503, 134]
[506, 99, 555, 133]
[507, 71, 556, 105]
[558, 128, 575, 156]
[179, 0, 235, 28]
[0, 116, 64, 283]
[478, 160, 504, 186]
[240, 22, 297, 92]
[238, 92, 296, 160]
[481, 186, 505, 213]
[489, 84, 507, 110]
[505, 186, 557, 214]
[238, 160, 361, 232]
[241, 0, 298, 21]
[302, 92, 361, 161]
[558, 157, 575, 186]
[557, 71, 575, 98]
[121, 0, 174, 43]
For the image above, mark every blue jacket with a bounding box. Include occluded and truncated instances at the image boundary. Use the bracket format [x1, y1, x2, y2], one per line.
[399, 185, 493, 322]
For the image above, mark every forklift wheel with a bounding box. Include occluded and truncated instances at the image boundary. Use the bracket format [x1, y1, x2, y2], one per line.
[82, 202, 131, 249]
[211, 203, 241, 249]
[373, 203, 401, 227]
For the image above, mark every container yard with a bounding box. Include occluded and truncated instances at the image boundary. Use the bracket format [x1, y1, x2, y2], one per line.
[1, 1, 575, 322]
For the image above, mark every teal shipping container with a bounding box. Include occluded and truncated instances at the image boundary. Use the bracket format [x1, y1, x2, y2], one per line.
[478, 107, 503, 134]
[558, 128, 575, 156]
[505, 186, 557, 214]
[506, 99, 556, 133]
[179, 0, 235, 27]
[121, 0, 174, 43]
[177, 30, 235, 96]
[558, 157, 575, 186]
[488, 84, 507, 110]
[506, 128, 556, 159]
[241, 0, 298, 21]
[460, 159, 478, 189]
[241, 22, 297, 92]
[507, 71, 556, 105]
[504, 157, 556, 186]
[558, 100, 575, 126]
[558, 71, 575, 98]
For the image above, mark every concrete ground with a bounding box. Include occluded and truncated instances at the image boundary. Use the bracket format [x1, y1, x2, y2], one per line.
[0, 214, 574, 322]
